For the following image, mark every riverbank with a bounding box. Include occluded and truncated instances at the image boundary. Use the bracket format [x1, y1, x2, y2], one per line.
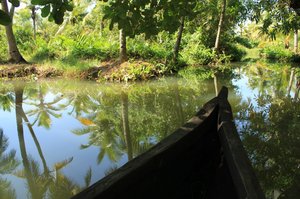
[0, 60, 170, 81]
[0, 58, 298, 82]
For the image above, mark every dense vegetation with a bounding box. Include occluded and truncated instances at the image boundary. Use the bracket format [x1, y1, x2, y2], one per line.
[0, 0, 300, 80]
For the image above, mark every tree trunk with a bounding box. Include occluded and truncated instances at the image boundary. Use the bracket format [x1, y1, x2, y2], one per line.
[121, 92, 133, 161]
[214, 0, 226, 52]
[31, 6, 36, 40]
[119, 29, 127, 62]
[294, 29, 298, 53]
[173, 16, 185, 64]
[1, 0, 26, 63]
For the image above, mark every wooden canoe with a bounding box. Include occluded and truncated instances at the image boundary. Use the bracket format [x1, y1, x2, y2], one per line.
[72, 86, 266, 199]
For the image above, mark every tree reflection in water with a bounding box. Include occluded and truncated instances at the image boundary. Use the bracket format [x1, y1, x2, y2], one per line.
[0, 63, 298, 199]
[236, 64, 300, 199]
[13, 84, 91, 199]
[0, 128, 19, 199]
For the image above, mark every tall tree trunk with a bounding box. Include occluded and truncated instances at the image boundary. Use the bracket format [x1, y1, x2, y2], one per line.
[31, 6, 36, 40]
[1, 0, 26, 63]
[121, 92, 133, 161]
[214, 0, 226, 52]
[173, 16, 185, 64]
[294, 29, 298, 53]
[119, 29, 127, 62]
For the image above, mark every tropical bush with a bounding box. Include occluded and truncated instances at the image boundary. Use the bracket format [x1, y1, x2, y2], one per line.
[260, 45, 300, 62]
[234, 36, 258, 49]
[223, 43, 247, 62]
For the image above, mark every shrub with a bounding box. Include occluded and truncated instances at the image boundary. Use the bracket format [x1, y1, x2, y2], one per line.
[15, 29, 36, 54]
[259, 46, 300, 62]
[104, 61, 168, 82]
[182, 44, 215, 65]
[234, 36, 258, 49]
[178, 66, 214, 80]
[223, 43, 247, 62]
[30, 38, 57, 61]
[70, 35, 118, 60]
[127, 38, 169, 61]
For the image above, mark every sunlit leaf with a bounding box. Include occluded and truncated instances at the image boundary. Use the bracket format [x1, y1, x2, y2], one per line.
[78, 117, 96, 126]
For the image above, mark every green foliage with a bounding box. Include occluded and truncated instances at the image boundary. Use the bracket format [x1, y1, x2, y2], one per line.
[127, 37, 169, 61]
[15, 29, 35, 54]
[223, 43, 247, 62]
[0, 10, 11, 26]
[8, 0, 20, 7]
[178, 66, 214, 80]
[251, 0, 300, 38]
[104, 61, 168, 82]
[234, 36, 258, 49]
[31, 0, 73, 24]
[0, 30, 7, 61]
[182, 44, 215, 65]
[103, 0, 161, 38]
[260, 45, 300, 62]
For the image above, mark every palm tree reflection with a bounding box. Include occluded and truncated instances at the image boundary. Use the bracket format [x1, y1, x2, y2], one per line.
[0, 128, 19, 199]
[25, 85, 66, 129]
[13, 84, 90, 199]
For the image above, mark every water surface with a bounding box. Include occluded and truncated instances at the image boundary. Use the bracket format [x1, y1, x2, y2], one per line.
[0, 62, 299, 199]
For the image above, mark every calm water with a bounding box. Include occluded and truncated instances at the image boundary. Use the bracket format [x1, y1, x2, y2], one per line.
[0, 62, 299, 199]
